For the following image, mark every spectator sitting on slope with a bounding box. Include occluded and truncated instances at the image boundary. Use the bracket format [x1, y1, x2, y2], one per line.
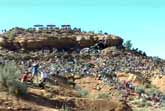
[20, 71, 32, 83]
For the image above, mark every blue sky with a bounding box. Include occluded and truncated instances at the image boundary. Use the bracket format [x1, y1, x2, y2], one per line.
[0, 0, 165, 59]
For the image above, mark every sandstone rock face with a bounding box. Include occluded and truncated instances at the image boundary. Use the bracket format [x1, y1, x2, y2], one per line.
[0, 34, 123, 50]
[117, 72, 144, 86]
[15, 36, 78, 49]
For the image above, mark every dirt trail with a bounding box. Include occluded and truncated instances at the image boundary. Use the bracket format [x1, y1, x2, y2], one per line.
[75, 76, 113, 97]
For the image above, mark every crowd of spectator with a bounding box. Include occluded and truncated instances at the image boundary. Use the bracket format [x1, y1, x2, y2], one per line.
[0, 44, 164, 107]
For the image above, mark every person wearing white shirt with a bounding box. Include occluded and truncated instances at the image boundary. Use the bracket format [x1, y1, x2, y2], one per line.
[38, 69, 49, 89]
[40, 69, 48, 82]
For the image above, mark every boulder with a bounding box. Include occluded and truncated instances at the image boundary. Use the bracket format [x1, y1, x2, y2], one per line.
[101, 47, 118, 56]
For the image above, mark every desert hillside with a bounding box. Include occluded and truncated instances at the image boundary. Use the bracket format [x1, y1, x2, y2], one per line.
[0, 26, 165, 111]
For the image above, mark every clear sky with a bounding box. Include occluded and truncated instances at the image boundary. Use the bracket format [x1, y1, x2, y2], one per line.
[0, 0, 165, 59]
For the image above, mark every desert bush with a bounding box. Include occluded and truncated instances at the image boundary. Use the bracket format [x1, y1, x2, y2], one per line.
[133, 99, 150, 107]
[137, 84, 161, 96]
[135, 85, 145, 94]
[145, 86, 161, 96]
[60, 105, 71, 111]
[97, 93, 110, 99]
[26, 28, 34, 33]
[134, 107, 151, 111]
[0, 62, 27, 96]
[77, 89, 88, 97]
[7, 31, 16, 40]
[8, 80, 27, 96]
[123, 40, 132, 50]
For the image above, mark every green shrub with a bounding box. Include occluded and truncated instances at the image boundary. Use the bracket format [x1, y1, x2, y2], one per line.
[8, 80, 27, 96]
[0, 62, 27, 96]
[145, 85, 161, 96]
[135, 85, 145, 94]
[136, 84, 161, 97]
[134, 107, 151, 111]
[133, 99, 149, 107]
[77, 89, 88, 97]
[26, 28, 34, 33]
[123, 40, 132, 50]
[60, 105, 71, 111]
[7, 31, 16, 40]
[97, 93, 110, 99]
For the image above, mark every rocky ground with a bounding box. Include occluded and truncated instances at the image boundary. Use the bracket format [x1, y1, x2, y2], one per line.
[0, 74, 165, 111]
[0, 76, 132, 111]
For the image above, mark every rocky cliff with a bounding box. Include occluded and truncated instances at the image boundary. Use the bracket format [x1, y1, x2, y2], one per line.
[0, 27, 123, 50]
